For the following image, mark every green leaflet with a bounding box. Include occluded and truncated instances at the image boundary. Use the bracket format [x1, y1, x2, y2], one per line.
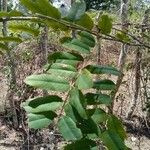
[86, 65, 121, 76]
[24, 74, 70, 92]
[22, 95, 63, 113]
[47, 63, 77, 81]
[69, 88, 87, 119]
[55, 59, 80, 67]
[100, 130, 128, 150]
[65, 104, 83, 123]
[85, 93, 112, 105]
[98, 15, 112, 35]
[48, 51, 83, 69]
[79, 31, 95, 43]
[79, 36, 95, 48]
[75, 13, 94, 30]
[78, 31, 95, 48]
[0, 10, 23, 17]
[93, 79, 116, 90]
[61, 32, 95, 55]
[0, 36, 22, 43]
[64, 139, 98, 150]
[89, 108, 108, 124]
[116, 32, 131, 43]
[44, 19, 68, 31]
[58, 116, 83, 141]
[107, 115, 127, 140]
[76, 69, 93, 90]
[27, 111, 57, 129]
[48, 51, 84, 63]
[77, 118, 101, 137]
[9, 24, 40, 36]
[63, 39, 90, 54]
[21, 0, 61, 19]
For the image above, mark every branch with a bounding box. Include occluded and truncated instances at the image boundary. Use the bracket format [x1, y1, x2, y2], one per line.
[112, 27, 150, 49]
[0, 15, 150, 49]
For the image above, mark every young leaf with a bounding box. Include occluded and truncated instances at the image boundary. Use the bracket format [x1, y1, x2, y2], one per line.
[75, 13, 94, 30]
[22, 95, 63, 113]
[85, 65, 121, 76]
[66, 1, 86, 21]
[64, 139, 98, 150]
[93, 80, 116, 90]
[85, 93, 112, 105]
[100, 130, 128, 150]
[116, 32, 131, 43]
[58, 116, 83, 141]
[69, 88, 87, 119]
[28, 111, 57, 129]
[24, 74, 70, 92]
[98, 15, 112, 34]
[76, 69, 93, 90]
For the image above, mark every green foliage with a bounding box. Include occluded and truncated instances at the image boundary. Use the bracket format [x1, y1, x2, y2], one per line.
[27, 111, 57, 129]
[22, 96, 63, 113]
[64, 138, 97, 150]
[85, 65, 121, 76]
[24, 74, 70, 92]
[76, 69, 93, 90]
[93, 79, 116, 90]
[20, 0, 61, 19]
[58, 116, 83, 141]
[0, 0, 128, 149]
[0, 10, 23, 17]
[75, 13, 94, 30]
[0, 36, 22, 43]
[100, 130, 128, 150]
[98, 14, 112, 35]
[107, 115, 127, 140]
[116, 32, 131, 43]
[85, 93, 112, 105]
[9, 24, 40, 36]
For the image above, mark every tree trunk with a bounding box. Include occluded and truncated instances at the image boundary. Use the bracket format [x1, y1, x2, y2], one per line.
[2, 0, 18, 129]
[128, 9, 150, 117]
[111, 0, 129, 113]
